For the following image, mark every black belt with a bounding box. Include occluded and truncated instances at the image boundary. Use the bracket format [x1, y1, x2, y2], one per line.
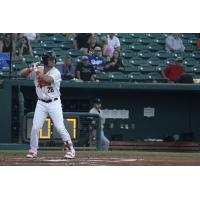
[38, 98, 58, 103]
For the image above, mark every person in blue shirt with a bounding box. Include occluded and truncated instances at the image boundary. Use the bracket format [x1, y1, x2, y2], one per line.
[56, 55, 76, 80]
[88, 46, 105, 72]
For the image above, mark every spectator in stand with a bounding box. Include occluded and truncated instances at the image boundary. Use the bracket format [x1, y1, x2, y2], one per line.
[83, 35, 99, 56]
[161, 57, 186, 82]
[165, 33, 185, 52]
[73, 33, 92, 50]
[197, 38, 200, 49]
[107, 33, 120, 50]
[100, 36, 114, 60]
[57, 55, 76, 80]
[76, 56, 96, 81]
[104, 50, 125, 72]
[19, 36, 33, 57]
[0, 33, 16, 57]
[23, 33, 40, 42]
[88, 46, 105, 72]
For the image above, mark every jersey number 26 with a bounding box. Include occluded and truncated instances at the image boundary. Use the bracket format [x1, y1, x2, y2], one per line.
[47, 86, 54, 93]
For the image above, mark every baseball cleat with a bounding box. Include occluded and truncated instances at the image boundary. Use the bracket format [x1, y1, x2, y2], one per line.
[64, 142, 75, 159]
[26, 151, 37, 158]
[64, 151, 75, 159]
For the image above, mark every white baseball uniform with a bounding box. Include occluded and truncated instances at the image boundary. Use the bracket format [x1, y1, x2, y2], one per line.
[29, 65, 73, 153]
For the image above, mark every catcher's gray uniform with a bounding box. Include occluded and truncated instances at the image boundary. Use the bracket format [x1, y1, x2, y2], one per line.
[89, 107, 110, 151]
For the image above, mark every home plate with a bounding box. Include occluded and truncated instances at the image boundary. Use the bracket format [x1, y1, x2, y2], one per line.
[43, 159, 69, 162]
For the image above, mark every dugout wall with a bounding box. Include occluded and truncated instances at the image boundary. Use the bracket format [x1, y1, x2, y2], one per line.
[1, 79, 200, 143]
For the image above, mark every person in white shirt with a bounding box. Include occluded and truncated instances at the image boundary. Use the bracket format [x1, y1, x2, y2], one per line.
[89, 98, 110, 151]
[20, 51, 75, 159]
[107, 33, 120, 51]
[165, 33, 185, 52]
[24, 33, 40, 42]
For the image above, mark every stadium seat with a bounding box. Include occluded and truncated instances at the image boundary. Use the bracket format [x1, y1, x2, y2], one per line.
[51, 35, 67, 43]
[40, 36, 52, 42]
[138, 50, 154, 59]
[60, 41, 74, 50]
[53, 48, 66, 56]
[146, 72, 165, 82]
[153, 37, 165, 45]
[165, 58, 176, 65]
[74, 56, 82, 63]
[116, 33, 131, 39]
[183, 58, 199, 67]
[122, 50, 135, 59]
[188, 38, 198, 45]
[95, 72, 111, 81]
[121, 37, 135, 45]
[124, 66, 139, 72]
[12, 63, 27, 70]
[155, 50, 174, 59]
[136, 37, 153, 44]
[127, 72, 146, 82]
[184, 44, 196, 52]
[148, 57, 163, 66]
[130, 33, 148, 38]
[67, 49, 82, 57]
[139, 66, 157, 73]
[190, 51, 200, 59]
[131, 44, 147, 51]
[130, 58, 147, 66]
[185, 67, 195, 73]
[41, 41, 58, 49]
[23, 55, 39, 64]
[31, 42, 41, 48]
[110, 72, 129, 82]
[33, 48, 44, 56]
[56, 56, 65, 62]
[173, 52, 191, 59]
[147, 44, 163, 51]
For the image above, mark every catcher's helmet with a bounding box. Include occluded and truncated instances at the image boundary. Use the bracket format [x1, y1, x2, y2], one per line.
[42, 51, 57, 65]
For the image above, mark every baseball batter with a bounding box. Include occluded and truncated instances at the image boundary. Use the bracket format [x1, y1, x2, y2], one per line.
[20, 51, 75, 159]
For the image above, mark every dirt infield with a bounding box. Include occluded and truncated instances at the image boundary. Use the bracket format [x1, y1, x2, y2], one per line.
[1, 150, 200, 166]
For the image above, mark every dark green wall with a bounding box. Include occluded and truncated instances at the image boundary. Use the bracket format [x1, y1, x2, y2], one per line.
[0, 81, 12, 142]
[1, 79, 200, 143]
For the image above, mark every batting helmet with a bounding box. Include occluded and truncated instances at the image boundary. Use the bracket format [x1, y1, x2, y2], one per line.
[42, 51, 57, 65]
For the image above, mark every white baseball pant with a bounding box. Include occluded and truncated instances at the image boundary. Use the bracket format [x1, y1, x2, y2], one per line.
[30, 98, 72, 153]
